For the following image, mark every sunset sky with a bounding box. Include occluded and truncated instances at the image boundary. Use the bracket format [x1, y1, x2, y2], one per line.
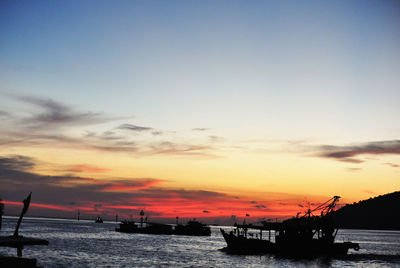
[1, 1, 399, 223]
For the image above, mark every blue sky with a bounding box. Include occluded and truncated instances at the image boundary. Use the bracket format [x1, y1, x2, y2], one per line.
[2, 1, 399, 136]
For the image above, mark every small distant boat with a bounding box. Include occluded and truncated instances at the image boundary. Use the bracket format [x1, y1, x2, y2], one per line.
[95, 216, 103, 223]
[221, 196, 360, 257]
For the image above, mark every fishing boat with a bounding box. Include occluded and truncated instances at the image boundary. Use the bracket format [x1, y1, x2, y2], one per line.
[116, 210, 174, 235]
[174, 219, 211, 236]
[116, 220, 173, 235]
[116, 212, 210, 236]
[221, 196, 360, 257]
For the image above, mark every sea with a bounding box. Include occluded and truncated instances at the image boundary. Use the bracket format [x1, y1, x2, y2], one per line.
[1, 217, 400, 267]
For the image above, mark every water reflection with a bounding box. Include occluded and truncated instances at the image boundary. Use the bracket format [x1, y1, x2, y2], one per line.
[0, 217, 399, 267]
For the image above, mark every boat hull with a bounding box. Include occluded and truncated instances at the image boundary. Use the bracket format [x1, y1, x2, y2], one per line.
[220, 229, 274, 254]
[220, 229, 359, 257]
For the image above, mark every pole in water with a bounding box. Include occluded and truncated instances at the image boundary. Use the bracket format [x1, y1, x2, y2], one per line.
[14, 192, 32, 237]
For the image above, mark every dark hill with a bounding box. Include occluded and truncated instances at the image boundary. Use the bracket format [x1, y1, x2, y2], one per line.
[333, 191, 400, 230]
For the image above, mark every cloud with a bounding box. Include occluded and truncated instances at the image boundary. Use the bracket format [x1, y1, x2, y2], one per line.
[15, 95, 111, 128]
[192, 128, 210, 131]
[315, 140, 400, 163]
[346, 167, 362, 172]
[250, 201, 257, 204]
[209, 136, 224, 143]
[69, 164, 111, 173]
[147, 141, 216, 157]
[0, 155, 238, 217]
[117, 124, 153, 132]
[203, 210, 210, 213]
[101, 179, 163, 191]
[384, 163, 399, 168]
[1, 95, 220, 159]
[0, 110, 10, 117]
[0, 155, 332, 220]
[2, 200, 74, 211]
[0, 155, 164, 206]
[363, 189, 376, 195]
[0, 155, 35, 170]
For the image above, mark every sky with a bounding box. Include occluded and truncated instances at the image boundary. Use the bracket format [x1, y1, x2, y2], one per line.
[0, 0, 399, 223]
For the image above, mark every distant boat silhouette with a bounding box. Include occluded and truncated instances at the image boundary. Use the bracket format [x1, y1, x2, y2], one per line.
[116, 220, 173, 235]
[115, 211, 211, 236]
[95, 216, 103, 223]
[174, 219, 211, 236]
[221, 196, 360, 257]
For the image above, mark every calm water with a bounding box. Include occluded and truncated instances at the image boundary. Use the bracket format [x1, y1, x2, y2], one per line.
[1, 217, 400, 267]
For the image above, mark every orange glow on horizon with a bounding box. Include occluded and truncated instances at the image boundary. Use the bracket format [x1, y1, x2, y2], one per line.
[2, 201, 75, 211]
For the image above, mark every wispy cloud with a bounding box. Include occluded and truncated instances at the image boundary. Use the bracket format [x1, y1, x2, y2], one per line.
[363, 189, 376, 195]
[346, 167, 362, 172]
[0, 110, 10, 117]
[0, 155, 35, 170]
[147, 141, 216, 157]
[101, 179, 163, 191]
[69, 164, 111, 173]
[117, 124, 153, 132]
[14, 95, 112, 129]
[313, 140, 400, 164]
[209, 136, 224, 143]
[384, 162, 399, 168]
[0, 96, 218, 158]
[151, 131, 163, 136]
[192, 128, 210, 131]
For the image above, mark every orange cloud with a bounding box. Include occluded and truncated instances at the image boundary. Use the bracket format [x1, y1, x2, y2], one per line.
[0, 154, 334, 222]
[102, 180, 162, 191]
[2, 200, 74, 211]
[69, 164, 110, 173]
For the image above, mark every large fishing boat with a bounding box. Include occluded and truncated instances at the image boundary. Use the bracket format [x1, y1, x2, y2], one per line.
[221, 196, 360, 257]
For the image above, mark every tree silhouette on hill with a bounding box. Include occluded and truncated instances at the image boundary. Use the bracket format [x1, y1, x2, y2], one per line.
[334, 191, 400, 230]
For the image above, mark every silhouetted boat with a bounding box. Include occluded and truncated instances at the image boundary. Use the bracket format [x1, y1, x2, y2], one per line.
[221, 196, 360, 257]
[174, 220, 211, 236]
[116, 220, 173, 234]
[116, 212, 210, 236]
[115, 210, 174, 234]
[116, 220, 212, 236]
[95, 216, 103, 223]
